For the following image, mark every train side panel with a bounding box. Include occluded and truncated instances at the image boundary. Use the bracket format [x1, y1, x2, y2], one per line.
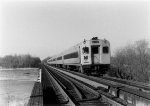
[56, 55, 63, 64]
[63, 45, 80, 65]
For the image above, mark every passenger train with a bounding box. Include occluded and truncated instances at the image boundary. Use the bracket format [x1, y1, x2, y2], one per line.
[47, 37, 110, 75]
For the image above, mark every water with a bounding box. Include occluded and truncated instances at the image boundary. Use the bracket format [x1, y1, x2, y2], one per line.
[0, 68, 39, 106]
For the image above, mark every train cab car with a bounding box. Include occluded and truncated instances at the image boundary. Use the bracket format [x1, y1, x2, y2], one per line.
[80, 37, 110, 75]
[47, 37, 110, 75]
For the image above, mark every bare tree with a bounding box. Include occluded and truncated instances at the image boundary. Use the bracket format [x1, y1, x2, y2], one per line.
[134, 40, 150, 82]
[110, 39, 150, 82]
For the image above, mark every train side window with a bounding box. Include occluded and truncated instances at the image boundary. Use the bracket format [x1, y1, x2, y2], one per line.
[103, 46, 109, 53]
[82, 47, 89, 54]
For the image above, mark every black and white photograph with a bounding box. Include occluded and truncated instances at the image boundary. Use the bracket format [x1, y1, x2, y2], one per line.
[0, 0, 150, 106]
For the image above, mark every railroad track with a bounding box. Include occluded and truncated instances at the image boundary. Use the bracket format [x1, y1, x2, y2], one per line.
[44, 64, 133, 106]
[44, 65, 110, 106]
[45, 64, 150, 106]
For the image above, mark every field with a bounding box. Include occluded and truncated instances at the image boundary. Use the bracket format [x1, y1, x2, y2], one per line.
[0, 68, 39, 106]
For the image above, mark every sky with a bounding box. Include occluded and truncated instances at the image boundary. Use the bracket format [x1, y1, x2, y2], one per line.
[0, 0, 150, 59]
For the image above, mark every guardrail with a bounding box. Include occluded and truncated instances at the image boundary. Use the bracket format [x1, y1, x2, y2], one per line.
[42, 65, 75, 106]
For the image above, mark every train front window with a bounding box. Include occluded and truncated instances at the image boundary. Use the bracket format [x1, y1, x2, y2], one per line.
[92, 46, 99, 54]
[82, 47, 89, 54]
[103, 46, 109, 53]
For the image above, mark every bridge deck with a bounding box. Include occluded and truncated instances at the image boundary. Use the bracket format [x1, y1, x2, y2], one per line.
[28, 82, 43, 106]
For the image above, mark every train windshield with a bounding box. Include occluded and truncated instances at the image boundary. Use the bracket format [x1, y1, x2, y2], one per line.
[92, 46, 99, 54]
[103, 46, 109, 53]
[82, 47, 89, 54]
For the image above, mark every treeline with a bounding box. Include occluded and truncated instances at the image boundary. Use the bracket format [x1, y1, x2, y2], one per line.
[108, 39, 150, 83]
[0, 54, 41, 68]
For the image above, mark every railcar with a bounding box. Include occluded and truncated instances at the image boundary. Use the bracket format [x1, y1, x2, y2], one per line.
[47, 37, 110, 75]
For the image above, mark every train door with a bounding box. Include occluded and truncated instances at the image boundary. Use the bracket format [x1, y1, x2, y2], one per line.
[91, 46, 100, 64]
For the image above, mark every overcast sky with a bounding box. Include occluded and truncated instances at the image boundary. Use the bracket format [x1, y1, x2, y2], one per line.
[0, 0, 150, 59]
